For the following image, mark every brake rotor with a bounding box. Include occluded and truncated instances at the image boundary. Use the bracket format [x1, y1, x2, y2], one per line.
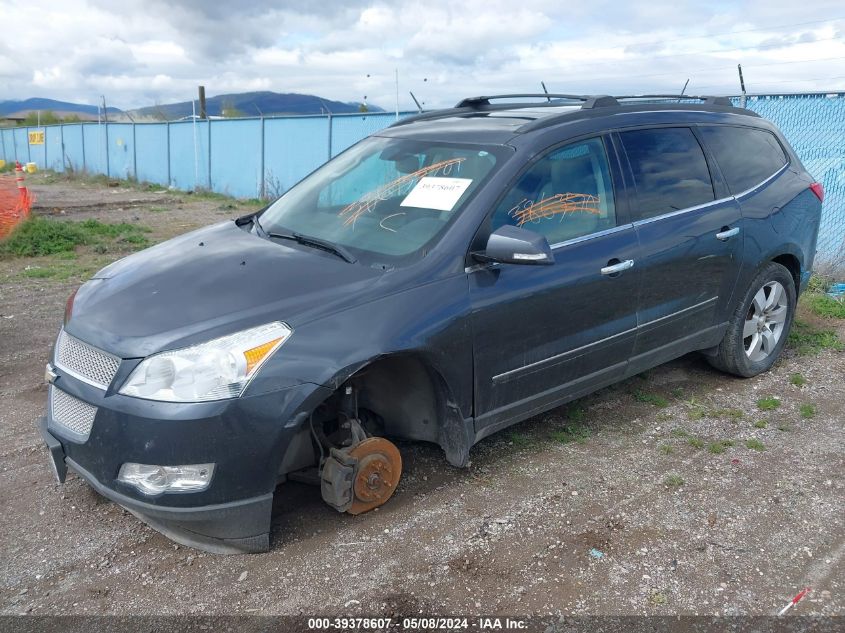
[346, 437, 402, 515]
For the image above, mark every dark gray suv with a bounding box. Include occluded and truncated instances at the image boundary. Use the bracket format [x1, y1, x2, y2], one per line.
[40, 94, 823, 553]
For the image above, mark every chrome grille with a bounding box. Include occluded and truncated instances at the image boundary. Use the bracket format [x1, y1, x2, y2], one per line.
[50, 387, 97, 439]
[54, 330, 120, 389]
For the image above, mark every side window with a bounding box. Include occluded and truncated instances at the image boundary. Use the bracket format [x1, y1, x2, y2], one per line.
[490, 137, 617, 244]
[620, 127, 715, 221]
[699, 125, 788, 194]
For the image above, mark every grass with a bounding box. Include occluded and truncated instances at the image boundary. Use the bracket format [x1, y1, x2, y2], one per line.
[799, 403, 816, 419]
[756, 397, 781, 411]
[777, 424, 792, 432]
[787, 319, 843, 355]
[753, 420, 768, 429]
[658, 444, 673, 455]
[687, 437, 705, 449]
[664, 474, 685, 488]
[550, 423, 591, 445]
[670, 428, 689, 439]
[745, 438, 766, 452]
[633, 390, 669, 408]
[802, 293, 845, 319]
[707, 440, 735, 454]
[0, 216, 150, 258]
[508, 432, 532, 447]
[686, 398, 743, 421]
[789, 373, 807, 387]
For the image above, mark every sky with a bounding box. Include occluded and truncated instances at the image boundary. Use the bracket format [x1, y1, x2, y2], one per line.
[0, 0, 844, 111]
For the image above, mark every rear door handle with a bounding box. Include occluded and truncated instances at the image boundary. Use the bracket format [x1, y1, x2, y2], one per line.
[601, 259, 634, 276]
[716, 227, 740, 241]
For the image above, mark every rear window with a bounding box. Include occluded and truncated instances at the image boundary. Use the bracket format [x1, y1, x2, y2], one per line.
[699, 125, 788, 195]
[619, 127, 715, 221]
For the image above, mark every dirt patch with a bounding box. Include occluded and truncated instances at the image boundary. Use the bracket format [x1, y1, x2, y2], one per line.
[0, 178, 843, 617]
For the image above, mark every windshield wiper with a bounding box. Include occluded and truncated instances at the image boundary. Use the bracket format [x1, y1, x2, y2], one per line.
[268, 231, 357, 264]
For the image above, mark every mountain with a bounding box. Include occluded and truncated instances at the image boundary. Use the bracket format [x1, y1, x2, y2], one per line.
[0, 98, 121, 117]
[131, 91, 383, 119]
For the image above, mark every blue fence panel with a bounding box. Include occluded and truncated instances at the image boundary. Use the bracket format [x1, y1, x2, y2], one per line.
[106, 123, 135, 180]
[210, 118, 262, 198]
[61, 124, 85, 173]
[0, 129, 12, 162]
[740, 95, 845, 260]
[263, 116, 330, 196]
[330, 112, 404, 157]
[45, 126, 64, 171]
[81, 124, 107, 175]
[13, 128, 30, 164]
[134, 123, 169, 185]
[168, 120, 209, 191]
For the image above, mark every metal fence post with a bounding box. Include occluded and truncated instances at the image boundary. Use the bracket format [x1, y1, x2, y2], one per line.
[81, 124, 87, 173]
[260, 116, 265, 199]
[166, 121, 171, 188]
[207, 119, 212, 191]
[60, 124, 65, 172]
[104, 122, 110, 178]
[327, 112, 333, 160]
[132, 122, 137, 180]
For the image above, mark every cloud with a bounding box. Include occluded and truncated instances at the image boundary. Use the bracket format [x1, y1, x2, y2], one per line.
[1, 0, 844, 110]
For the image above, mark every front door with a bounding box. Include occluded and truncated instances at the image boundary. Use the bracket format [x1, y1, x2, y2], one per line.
[469, 136, 639, 434]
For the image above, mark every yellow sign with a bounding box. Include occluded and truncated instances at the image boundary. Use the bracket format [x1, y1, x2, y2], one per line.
[28, 130, 45, 145]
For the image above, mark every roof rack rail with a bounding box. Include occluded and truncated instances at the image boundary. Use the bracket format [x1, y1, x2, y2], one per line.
[614, 94, 735, 107]
[455, 94, 619, 109]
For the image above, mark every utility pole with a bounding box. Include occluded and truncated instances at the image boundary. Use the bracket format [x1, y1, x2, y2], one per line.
[101, 96, 109, 123]
[737, 64, 747, 108]
[198, 85, 207, 119]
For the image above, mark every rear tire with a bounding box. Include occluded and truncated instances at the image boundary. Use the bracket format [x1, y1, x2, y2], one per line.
[707, 262, 796, 378]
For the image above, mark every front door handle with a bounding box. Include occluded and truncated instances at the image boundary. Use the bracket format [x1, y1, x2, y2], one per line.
[601, 259, 634, 276]
[716, 227, 740, 241]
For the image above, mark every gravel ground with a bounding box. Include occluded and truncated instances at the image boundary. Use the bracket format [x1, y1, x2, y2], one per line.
[0, 177, 843, 618]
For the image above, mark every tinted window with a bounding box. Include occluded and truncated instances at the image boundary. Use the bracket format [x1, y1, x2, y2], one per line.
[699, 125, 787, 194]
[620, 127, 714, 220]
[490, 137, 616, 244]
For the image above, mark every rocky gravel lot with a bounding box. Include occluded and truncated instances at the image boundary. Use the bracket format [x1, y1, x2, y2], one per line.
[0, 177, 843, 619]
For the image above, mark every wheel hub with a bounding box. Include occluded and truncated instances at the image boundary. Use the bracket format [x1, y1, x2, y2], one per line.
[346, 437, 402, 515]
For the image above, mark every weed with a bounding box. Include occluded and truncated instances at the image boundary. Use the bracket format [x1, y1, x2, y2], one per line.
[799, 403, 816, 419]
[566, 406, 586, 423]
[550, 423, 591, 445]
[802, 293, 845, 319]
[777, 424, 792, 432]
[670, 428, 689, 439]
[789, 373, 807, 387]
[650, 591, 668, 605]
[707, 440, 734, 454]
[671, 387, 684, 399]
[664, 474, 685, 488]
[508, 432, 531, 447]
[148, 206, 167, 213]
[634, 390, 669, 408]
[712, 408, 744, 421]
[745, 438, 766, 452]
[0, 217, 150, 258]
[658, 444, 673, 455]
[687, 437, 705, 449]
[756, 397, 781, 411]
[787, 320, 843, 355]
[753, 420, 768, 429]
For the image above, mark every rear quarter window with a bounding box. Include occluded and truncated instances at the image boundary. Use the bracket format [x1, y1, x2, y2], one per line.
[698, 125, 788, 195]
[619, 127, 715, 221]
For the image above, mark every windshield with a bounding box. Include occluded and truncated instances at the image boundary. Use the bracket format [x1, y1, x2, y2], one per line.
[259, 136, 504, 262]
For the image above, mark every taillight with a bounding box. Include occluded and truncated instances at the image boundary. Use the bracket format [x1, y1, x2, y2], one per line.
[64, 287, 79, 325]
[809, 182, 824, 202]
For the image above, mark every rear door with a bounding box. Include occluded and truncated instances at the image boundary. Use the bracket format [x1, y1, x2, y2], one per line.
[468, 135, 639, 434]
[616, 127, 743, 368]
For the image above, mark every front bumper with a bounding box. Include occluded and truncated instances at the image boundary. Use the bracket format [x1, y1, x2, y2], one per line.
[39, 374, 331, 554]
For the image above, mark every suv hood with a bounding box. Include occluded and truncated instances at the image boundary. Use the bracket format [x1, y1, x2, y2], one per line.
[66, 221, 386, 358]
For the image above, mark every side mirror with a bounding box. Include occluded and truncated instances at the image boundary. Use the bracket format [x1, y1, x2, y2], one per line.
[475, 225, 554, 265]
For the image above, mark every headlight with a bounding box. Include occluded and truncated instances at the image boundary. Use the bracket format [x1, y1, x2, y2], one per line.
[119, 322, 291, 402]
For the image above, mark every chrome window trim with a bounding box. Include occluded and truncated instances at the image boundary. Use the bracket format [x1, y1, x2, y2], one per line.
[632, 195, 734, 227]
[731, 161, 789, 200]
[549, 224, 632, 250]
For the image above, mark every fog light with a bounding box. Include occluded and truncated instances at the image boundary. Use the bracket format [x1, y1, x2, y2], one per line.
[118, 463, 214, 496]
